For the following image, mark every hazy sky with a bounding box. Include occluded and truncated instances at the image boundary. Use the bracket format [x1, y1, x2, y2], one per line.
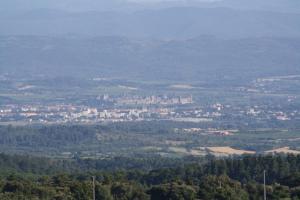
[0, 0, 299, 13]
[127, 0, 220, 2]
[0, 0, 223, 13]
[0, 0, 220, 11]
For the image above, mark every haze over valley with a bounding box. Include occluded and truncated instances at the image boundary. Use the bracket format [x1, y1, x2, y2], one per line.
[1, 1, 300, 199]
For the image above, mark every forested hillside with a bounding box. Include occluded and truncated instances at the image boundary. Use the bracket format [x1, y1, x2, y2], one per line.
[0, 154, 300, 199]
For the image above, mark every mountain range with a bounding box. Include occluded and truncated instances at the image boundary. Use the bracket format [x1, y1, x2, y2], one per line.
[1, 36, 299, 83]
[1, 7, 300, 39]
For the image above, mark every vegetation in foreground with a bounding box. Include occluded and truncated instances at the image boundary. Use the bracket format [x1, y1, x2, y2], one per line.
[0, 154, 300, 199]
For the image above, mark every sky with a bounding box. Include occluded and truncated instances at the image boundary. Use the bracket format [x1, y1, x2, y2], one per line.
[0, 0, 223, 14]
[0, 0, 299, 13]
[0, 0, 222, 12]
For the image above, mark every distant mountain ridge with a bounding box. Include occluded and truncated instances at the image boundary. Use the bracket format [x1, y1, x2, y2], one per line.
[1, 36, 299, 83]
[1, 7, 300, 39]
[1, 0, 300, 13]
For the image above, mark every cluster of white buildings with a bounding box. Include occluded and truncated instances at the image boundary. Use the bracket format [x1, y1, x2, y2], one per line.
[104, 95, 193, 105]
[0, 97, 299, 124]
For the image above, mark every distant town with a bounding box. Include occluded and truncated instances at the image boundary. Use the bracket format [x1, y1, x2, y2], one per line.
[0, 93, 299, 125]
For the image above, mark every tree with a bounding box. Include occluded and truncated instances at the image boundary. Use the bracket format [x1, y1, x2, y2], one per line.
[96, 184, 113, 200]
[198, 175, 249, 200]
[149, 182, 196, 200]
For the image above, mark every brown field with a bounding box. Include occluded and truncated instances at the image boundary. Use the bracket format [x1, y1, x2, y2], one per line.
[207, 146, 256, 156]
[169, 84, 195, 89]
[265, 147, 300, 155]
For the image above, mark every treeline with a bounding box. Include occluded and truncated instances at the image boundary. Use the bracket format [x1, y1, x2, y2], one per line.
[0, 154, 300, 199]
[0, 153, 205, 175]
[1, 173, 298, 200]
[1, 153, 300, 184]
[0, 123, 173, 148]
[0, 125, 97, 148]
[2, 153, 300, 186]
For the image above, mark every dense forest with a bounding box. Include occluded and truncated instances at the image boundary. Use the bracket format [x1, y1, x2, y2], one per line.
[0, 153, 300, 199]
